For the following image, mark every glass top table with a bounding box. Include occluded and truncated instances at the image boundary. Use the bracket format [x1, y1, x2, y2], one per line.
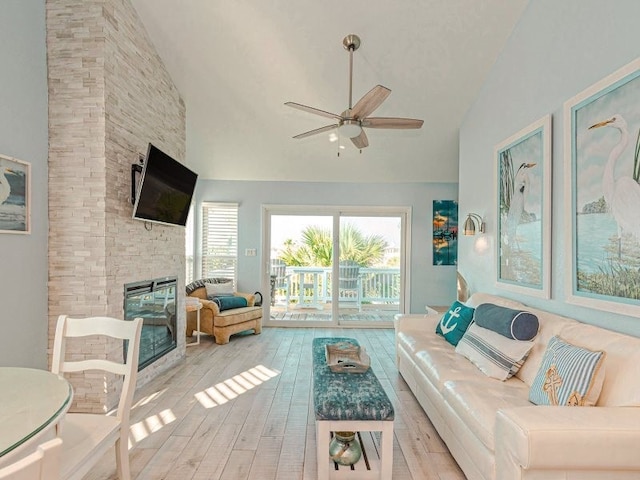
[0, 367, 72, 465]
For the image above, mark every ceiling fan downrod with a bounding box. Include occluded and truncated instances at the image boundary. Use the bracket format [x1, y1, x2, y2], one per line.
[343, 34, 360, 111]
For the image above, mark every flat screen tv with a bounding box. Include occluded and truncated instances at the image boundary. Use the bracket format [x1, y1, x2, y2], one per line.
[132, 144, 198, 227]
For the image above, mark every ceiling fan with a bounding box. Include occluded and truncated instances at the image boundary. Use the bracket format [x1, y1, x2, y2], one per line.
[285, 34, 424, 150]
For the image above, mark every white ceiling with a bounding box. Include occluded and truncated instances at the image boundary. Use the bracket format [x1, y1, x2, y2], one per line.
[131, 0, 528, 183]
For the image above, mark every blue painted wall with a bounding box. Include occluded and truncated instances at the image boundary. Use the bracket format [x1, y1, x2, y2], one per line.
[0, 1, 49, 367]
[459, 0, 640, 335]
[193, 180, 459, 312]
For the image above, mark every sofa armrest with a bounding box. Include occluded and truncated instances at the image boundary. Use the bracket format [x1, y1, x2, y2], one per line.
[496, 406, 640, 476]
[235, 292, 256, 307]
[394, 313, 440, 332]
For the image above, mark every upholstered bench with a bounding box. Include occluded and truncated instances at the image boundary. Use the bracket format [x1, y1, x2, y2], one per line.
[312, 337, 394, 479]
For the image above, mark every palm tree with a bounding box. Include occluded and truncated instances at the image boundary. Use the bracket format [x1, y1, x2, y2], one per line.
[279, 223, 387, 267]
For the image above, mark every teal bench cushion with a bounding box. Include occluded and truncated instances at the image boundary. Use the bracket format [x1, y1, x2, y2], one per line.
[312, 337, 394, 421]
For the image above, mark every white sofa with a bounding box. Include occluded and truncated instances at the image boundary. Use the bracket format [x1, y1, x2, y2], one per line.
[395, 293, 640, 480]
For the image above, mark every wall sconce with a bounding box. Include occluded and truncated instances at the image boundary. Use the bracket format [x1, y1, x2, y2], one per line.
[463, 213, 485, 236]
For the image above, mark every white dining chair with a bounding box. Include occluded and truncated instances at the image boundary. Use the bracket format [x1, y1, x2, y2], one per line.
[51, 315, 143, 480]
[0, 438, 63, 480]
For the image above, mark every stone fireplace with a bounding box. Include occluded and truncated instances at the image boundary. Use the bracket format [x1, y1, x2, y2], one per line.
[46, 0, 187, 413]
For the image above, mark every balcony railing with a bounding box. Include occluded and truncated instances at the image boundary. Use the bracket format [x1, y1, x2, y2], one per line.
[272, 266, 400, 307]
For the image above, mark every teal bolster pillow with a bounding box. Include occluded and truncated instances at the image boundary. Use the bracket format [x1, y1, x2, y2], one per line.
[435, 301, 475, 346]
[212, 296, 248, 311]
[473, 303, 539, 341]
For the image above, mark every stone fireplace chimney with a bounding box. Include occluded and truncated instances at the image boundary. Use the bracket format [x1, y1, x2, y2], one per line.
[46, 0, 187, 412]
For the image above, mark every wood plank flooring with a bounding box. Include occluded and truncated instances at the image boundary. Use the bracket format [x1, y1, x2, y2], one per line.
[85, 327, 466, 480]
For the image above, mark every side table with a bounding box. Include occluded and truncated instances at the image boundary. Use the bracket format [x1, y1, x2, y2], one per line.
[186, 302, 203, 347]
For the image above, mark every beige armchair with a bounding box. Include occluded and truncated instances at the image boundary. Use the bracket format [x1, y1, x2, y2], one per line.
[186, 278, 262, 345]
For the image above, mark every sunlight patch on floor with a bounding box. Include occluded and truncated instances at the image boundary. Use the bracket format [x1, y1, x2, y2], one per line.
[194, 364, 281, 409]
[129, 408, 176, 447]
[131, 388, 167, 410]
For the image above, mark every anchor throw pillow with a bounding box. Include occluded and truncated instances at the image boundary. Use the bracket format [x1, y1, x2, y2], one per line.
[435, 301, 475, 346]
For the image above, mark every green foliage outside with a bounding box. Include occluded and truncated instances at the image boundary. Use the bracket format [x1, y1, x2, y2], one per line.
[278, 223, 388, 267]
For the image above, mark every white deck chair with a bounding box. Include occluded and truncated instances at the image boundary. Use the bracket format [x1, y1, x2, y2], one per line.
[51, 315, 143, 480]
[0, 438, 63, 480]
[338, 260, 362, 311]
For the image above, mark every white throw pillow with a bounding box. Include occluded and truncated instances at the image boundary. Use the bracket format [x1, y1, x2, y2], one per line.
[455, 323, 534, 381]
[204, 282, 234, 297]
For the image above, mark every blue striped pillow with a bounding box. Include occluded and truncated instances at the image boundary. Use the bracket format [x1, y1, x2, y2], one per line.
[529, 336, 606, 406]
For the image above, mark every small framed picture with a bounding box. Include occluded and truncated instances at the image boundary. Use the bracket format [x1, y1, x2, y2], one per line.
[0, 153, 30, 234]
[432, 200, 458, 266]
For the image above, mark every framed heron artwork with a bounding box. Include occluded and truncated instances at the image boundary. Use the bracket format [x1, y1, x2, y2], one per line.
[495, 115, 551, 298]
[0, 153, 30, 234]
[564, 56, 640, 316]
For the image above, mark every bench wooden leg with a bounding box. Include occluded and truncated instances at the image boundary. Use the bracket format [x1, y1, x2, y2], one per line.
[380, 421, 394, 479]
[316, 421, 330, 480]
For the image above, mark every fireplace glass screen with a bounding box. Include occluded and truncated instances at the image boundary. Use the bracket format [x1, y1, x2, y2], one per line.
[124, 277, 177, 370]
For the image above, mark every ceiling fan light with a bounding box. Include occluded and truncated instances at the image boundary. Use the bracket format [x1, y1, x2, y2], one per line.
[339, 120, 362, 138]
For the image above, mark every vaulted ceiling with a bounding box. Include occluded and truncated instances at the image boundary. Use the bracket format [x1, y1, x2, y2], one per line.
[131, 0, 529, 183]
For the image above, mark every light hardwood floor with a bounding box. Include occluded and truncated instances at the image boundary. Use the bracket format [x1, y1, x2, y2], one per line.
[86, 327, 466, 480]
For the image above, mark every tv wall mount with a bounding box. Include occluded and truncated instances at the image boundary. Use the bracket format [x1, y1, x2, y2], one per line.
[130, 154, 144, 206]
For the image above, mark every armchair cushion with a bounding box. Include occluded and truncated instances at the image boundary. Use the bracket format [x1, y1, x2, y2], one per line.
[204, 281, 234, 297]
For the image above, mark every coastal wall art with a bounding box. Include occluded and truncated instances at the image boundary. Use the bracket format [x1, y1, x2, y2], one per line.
[564, 57, 640, 315]
[0, 153, 30, 234]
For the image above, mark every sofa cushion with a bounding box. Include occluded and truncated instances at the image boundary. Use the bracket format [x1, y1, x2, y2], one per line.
[558, 322, 640, 407]
[455, 323, 534, 381]
[466, 293, 526, 310]
[529, 336, 605, 406]
[473, 303, 539, 341]
[435, 301, 475, 346]
[442, 377, 532, 452]
[211, 296, 248, 311]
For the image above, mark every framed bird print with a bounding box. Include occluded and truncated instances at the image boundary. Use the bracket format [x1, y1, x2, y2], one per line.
[495, 115, 551, 298]
[564, 57, 640, 315]
[0, 154, 30, 234]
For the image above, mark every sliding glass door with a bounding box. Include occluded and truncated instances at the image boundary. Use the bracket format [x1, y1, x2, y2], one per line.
[263, 206, 409, 327]
[268, 214, 334, 324]
[336, 215, 402, 325]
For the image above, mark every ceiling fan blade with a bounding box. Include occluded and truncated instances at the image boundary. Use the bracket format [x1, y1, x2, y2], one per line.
[285, 102, 342, 120]
[293, 124, 339, 139]
[351, 130, 369, 149]
[350, 85, 391, 119]
[362, 117, 424, 129]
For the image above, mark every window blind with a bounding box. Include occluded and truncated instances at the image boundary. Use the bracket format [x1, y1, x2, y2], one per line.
[201, 202, 238, 284]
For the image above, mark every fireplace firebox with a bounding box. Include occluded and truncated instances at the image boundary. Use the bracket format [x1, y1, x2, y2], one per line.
[124, 277, 177, 370]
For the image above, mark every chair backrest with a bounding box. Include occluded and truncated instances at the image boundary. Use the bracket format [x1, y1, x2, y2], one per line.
[270, 259, 288, 287]
[0, 438, 63, 480]
[339, 260, 360, 290]
[51, 315, 143, 423]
